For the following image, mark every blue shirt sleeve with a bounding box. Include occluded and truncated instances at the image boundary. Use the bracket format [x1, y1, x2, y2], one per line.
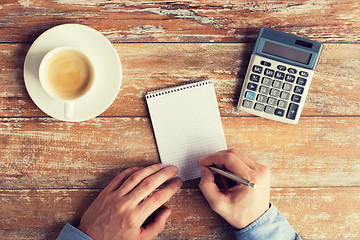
[56, 222, 93, 240]
[235, 203, 301, 240]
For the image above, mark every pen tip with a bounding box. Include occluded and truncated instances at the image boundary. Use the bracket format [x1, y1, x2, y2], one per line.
[252, 183, 257, 188]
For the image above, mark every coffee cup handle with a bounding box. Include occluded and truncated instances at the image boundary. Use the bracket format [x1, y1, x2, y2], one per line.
[64, 101, 74, 120]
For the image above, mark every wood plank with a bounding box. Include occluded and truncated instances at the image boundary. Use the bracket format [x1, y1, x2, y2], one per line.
[1, 0, 360, 43]
[1, 43, 360, 117]
[1, 117, 359, 189]
[0, 187, 359, 239]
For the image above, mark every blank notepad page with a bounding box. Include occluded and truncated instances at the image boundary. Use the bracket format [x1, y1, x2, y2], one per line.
[146, 80, 227, 181]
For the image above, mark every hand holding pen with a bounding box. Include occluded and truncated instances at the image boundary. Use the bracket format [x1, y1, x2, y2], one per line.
[198, 149, 271, 229]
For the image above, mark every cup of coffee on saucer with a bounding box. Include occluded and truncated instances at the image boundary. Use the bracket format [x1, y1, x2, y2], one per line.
[39, 47, 95, 120]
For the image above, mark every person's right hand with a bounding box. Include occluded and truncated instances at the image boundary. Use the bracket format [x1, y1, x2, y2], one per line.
[198, 149, 270, 229]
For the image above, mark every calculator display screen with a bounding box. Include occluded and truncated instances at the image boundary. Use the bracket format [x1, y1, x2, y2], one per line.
[262, 41, 312, 65]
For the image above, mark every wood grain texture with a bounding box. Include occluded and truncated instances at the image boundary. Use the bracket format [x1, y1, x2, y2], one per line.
[1, 0, 360, 43]
[1, 43, 360, 117]
[1, 117, 359, 189]
[0, 188, 359, 240]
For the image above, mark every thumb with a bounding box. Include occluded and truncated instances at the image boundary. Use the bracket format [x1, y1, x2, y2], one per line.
[140, 208, 171, 240]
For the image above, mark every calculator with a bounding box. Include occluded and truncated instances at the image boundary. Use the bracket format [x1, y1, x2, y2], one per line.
[237, 27, 323, 124]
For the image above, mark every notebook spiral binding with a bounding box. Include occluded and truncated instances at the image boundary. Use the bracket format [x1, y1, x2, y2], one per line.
[146, 80, 213, 99]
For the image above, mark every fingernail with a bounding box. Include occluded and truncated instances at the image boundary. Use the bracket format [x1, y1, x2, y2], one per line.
[168, 165, 178, 171]
[174, 177, 183, 185]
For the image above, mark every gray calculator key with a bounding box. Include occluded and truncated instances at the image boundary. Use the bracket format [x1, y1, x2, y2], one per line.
[267, 97, 277, 106]
[254, 103, 265, 112]
[270, 89, 280, 98]
[272, 80, 282, 89]
[259, 86, 270, 95]
[280, 91, 290, 100]
[262, 77, 272, 86]
[242, 100, 253, 109]
[277, 100, 288, 109]
[264, 106, 275, 114]
[283, 83, 293, 91]
[257, 94, 267, 103]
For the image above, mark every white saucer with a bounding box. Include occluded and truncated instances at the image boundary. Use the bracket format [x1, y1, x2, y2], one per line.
[24, 24, 122, 122]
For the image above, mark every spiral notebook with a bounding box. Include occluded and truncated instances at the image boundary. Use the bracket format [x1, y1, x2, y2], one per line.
[146, 80, 227, 181]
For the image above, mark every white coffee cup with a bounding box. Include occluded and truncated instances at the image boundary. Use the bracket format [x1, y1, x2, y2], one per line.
[39, 47, 95, 120]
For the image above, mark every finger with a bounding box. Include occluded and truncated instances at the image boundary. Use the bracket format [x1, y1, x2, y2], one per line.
[225, 149, 258, 169]
[102, 167, 143, 194]
[140, 208, 171, 240]
[199, 150, 254, 180]
[117, 163, 167, 196]
[199, 167, 228, 213]
[139, 177, 182, 222]
[129, 165, 180, 204]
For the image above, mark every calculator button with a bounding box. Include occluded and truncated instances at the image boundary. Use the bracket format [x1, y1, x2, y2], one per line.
[288, 68, 297, 74]
[250, 74, 260, 82]
[254, 103, 265, 112]
[247, 82, 258, 91]
[264, 106, 275, 114]
[285, 74, 295, 82]
[262, 77, 272, 86]
[252, 65, 263, 74]
[277, 100, 288, 109]
[272, 80, 282, 89]
[245, 91, 256, 100]
[297, 77, 307, 86]
[299, 71, 309, 77]
[294, 86, 304, 94]
[275, 108, 285, 117]
[286, 103, 299, 120]
[259, 86, 270, 95]
[242, 100, 253, 109]
[291, 94, 302, 103]
[280, 91, 291, 100]
[270, 89, 280, 98]
[256, 94, 267, 103]
[260, 60, 271, 67]
[264, 68, 275, 77]
[277, 65, 287, 71]
[283, 83, 293, 91]
[267, 97, 277, 106]
[275, 71, 285, 80]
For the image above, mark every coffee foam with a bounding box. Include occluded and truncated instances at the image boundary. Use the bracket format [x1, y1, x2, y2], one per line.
[45, 49, 93, 100]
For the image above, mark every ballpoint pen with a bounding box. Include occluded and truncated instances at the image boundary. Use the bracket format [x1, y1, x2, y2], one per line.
[207, 166, 257, 188]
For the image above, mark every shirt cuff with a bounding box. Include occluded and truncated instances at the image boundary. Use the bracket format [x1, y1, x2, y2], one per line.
[56, 223, 93, 240]
[235, 203, 301, 240]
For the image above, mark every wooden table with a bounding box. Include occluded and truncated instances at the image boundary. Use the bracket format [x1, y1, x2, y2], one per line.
[1, 1, 359, 239]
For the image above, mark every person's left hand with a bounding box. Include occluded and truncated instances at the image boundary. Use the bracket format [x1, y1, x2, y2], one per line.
[78, 163, 183, 240]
